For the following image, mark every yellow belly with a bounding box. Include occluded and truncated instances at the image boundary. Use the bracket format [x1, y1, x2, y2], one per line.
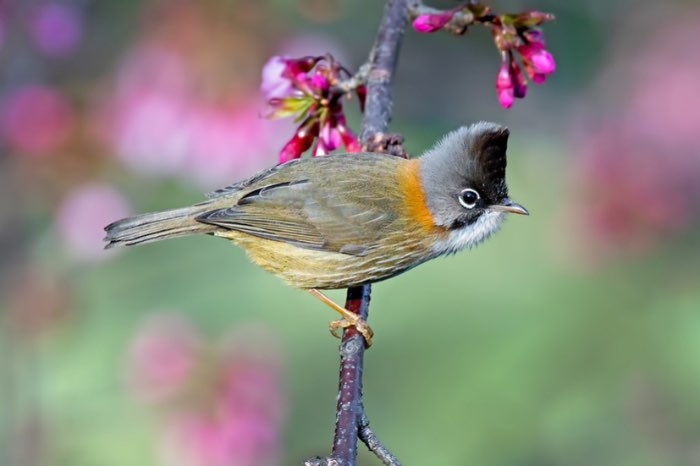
[216, 230, 435, 289]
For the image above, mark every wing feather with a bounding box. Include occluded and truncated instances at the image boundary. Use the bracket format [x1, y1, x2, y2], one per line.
[196, 154, 405, 256]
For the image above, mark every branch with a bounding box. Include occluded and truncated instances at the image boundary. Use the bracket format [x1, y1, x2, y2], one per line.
[358, 411, 401, 466]
[359, 0, 408, 143]
[333, 63, 371, 94]
[304, 1, 409, 465]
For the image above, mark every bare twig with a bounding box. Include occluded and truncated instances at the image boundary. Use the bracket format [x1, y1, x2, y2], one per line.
[333, 63, 371, 94]
[304, 1, 409, 465]
[358, 411, 402, 466]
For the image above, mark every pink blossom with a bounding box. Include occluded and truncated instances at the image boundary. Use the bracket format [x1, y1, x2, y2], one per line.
[309, 70, 329, 93]
[29, 3, 83, 56]
[518, 44, 556, 75]
[0, 85, 74, 156]
[186, 102, 290, 188]
[260, 56, 320, 100]
[260, 56, 293, 100]
[561, 12, 700, 264]
[315, 121, 342, 156]
[488, 10, 555, 107]
[100, 43, 284, 187]
[131, 322, 286, 466]
[260, 52, 362, 158]
[56, 183, 131, 263]
[412, 10, 455, 33]
[495, 59, 514, 109]
[159, 413, 278, 466]
[567, 127, 692, 261]
[279, 128, 315, 162]
[126, 313, 201, 403]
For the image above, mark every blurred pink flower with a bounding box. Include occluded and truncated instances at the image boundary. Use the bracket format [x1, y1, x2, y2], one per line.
[159, 412, 278, 466]
[128, 318, 285, 466]
[56, 183, 131, 263]
[100, 43, 288, 189]
[623, 15, 700, 156]
[569, 126, 692, 261]
[127, 313, 201, 404]
[29, 3, 83, 57]
[563, 9, 700, 264]
[0, 85, 75, 156]
[186, 102, 291, 188]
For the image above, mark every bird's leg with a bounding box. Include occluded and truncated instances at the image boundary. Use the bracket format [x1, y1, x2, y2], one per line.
[307, 289, 374, 347]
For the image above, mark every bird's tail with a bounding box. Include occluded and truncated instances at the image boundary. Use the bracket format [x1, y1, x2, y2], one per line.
[104, 204, 216, 249]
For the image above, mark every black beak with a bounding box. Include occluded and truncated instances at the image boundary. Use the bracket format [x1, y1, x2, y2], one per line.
[490, 199, 529, 215]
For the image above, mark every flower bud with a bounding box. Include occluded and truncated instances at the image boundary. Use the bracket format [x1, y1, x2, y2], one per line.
[495, 58, 515, 108]
[509, 59, 527, 98]
[412, 10, 455, 33]
[514, 11, 555, 27]
[518, 44, 556, 74]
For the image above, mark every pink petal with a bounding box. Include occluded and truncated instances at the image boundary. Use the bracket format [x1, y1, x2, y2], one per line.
[530, 48, 556, 74]
[495, 58, 514, 91]
[340, 129, 361, 152]
[518, 45, 556, 75]
[497, 88, 514, 108]
[260, 56, 293, 100]
[310, 71, 329, 92]
[412, 11, 454, 33]
[279, 124, 316, 162]
[279, 136, 304, 162]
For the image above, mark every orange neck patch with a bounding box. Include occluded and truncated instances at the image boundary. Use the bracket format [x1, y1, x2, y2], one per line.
[397, 159, 442, 232]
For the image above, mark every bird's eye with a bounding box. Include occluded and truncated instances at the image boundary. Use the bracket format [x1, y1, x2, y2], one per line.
[458, 188, 480, 209]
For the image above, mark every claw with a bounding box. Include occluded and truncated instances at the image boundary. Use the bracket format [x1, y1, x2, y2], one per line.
[329, 316, 373, 347]
[308, 289, 374, 347]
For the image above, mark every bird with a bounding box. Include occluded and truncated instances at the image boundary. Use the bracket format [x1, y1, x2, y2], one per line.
[104, 122, 528, 346]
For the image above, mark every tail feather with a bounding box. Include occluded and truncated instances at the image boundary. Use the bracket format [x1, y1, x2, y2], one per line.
[104, 205, 216, 248]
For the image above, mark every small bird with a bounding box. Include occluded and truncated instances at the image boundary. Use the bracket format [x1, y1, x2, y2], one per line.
[105, 122, 528, 346]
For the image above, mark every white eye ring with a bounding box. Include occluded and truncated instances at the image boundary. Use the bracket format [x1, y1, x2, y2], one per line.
[458, 188, 480, 209]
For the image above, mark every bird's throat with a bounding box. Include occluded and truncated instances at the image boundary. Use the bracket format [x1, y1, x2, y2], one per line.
[430, 210, 504, 256]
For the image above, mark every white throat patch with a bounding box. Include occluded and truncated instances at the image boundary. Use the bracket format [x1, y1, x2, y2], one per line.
[431, 210, 505, 256]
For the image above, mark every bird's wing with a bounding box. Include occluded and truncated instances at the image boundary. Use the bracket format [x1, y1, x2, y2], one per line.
[196, 154, 405, 256]
[205, 159, 304, 198]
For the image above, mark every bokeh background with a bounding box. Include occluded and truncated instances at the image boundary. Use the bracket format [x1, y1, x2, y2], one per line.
[1, 0, 699, 465]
